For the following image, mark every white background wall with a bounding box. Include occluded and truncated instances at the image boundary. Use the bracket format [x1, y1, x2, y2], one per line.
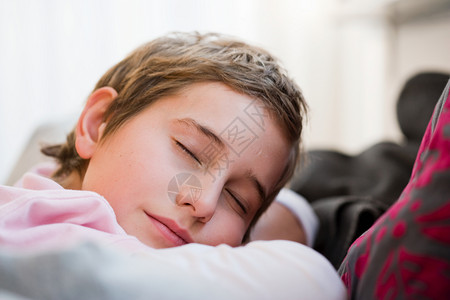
[1, 0, 450, 184]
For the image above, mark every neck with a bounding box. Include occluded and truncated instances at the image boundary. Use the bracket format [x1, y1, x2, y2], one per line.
[54, 171, 83, 190]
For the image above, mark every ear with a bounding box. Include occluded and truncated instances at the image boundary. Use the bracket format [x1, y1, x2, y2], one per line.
[75, 87, 118, 159]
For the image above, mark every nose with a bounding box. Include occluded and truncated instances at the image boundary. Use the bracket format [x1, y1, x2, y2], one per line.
[175, 177, 222, 223]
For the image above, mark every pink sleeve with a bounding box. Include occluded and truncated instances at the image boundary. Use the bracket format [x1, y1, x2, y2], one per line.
[0, 179, 149, 253]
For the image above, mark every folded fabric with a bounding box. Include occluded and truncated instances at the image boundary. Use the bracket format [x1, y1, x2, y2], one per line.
[313, 195, 386, 269]
[0, 240, 346, 300]
[339, 78, 450, 299]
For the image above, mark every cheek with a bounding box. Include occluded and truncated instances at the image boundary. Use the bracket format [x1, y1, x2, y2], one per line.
[84, 146, 171, 207]
[222, 226, 247, 246]
[203, 211, 248, 246]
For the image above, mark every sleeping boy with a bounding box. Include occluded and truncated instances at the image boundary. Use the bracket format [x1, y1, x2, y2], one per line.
[0, 32, 345, 299]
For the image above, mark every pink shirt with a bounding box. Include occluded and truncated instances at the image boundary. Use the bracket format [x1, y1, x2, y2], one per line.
[0, 163, 150, 253]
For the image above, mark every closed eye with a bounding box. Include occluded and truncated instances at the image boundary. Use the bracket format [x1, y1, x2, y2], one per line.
[226, 189, 247, 214]
[175, 140, 201, 165]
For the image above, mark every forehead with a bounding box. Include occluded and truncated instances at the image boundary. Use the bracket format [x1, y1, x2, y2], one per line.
[157, 82, 285, 145]
[167, 82, 282, 133]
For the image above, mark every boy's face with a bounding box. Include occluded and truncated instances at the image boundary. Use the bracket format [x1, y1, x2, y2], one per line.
[80, 82, 291, 248]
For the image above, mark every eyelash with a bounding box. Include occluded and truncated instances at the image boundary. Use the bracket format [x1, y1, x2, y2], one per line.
[226, 189, 247, 214]
[175, 140, 202, 165]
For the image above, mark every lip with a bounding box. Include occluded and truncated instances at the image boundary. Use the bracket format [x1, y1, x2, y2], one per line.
[145, 212, 194, 246]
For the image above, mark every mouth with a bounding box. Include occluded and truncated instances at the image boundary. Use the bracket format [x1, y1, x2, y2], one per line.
[145, 212, 193, 246]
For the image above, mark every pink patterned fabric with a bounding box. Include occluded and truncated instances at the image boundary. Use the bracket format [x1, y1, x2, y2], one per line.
[339, 80, 450, 299]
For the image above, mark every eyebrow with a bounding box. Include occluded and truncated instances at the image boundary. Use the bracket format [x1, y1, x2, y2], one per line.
[176, 118, 226, 150]
[175, 117, 268, 204]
